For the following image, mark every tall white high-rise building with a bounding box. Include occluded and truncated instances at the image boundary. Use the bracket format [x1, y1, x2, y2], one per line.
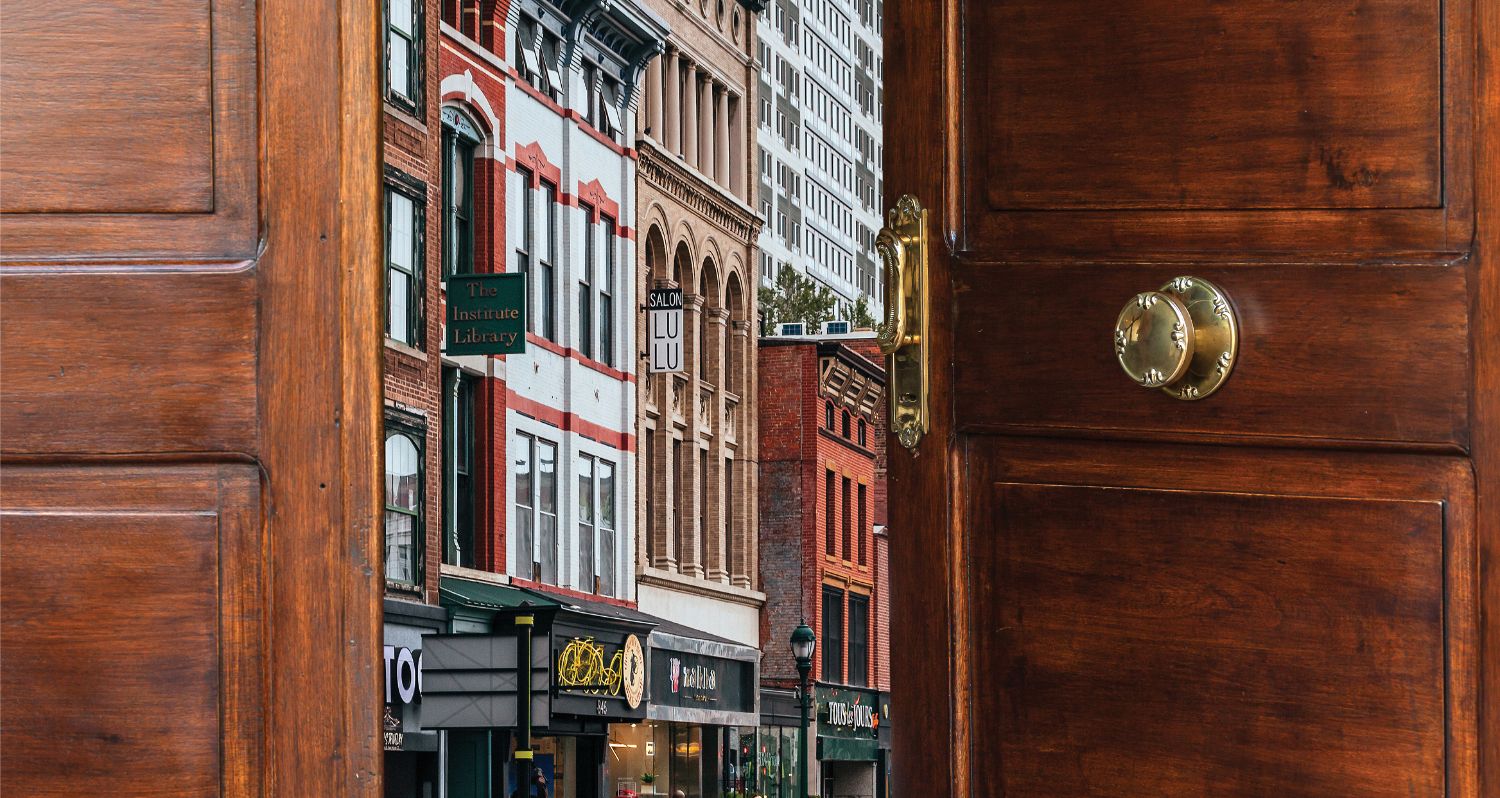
[757, 0, 884, 323]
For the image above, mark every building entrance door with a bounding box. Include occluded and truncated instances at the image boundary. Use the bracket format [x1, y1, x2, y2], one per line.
[882, 1, 1497, 796]
[1, 1, 383, 795]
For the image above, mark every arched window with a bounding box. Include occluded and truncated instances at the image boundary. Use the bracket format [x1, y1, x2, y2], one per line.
[725, 272, 745, 394]
[825, 401, 835, 429]
[841, 409, 851, 438]
[699, 257, 719, 382]
[384, 427, 422, 585]
[441, 107, 482, 277]
[858, 418, 867, 447]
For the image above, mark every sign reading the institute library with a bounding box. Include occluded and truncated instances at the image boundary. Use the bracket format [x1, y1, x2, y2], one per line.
[648, 287, 684, 373]
[446, 273, 526, 355]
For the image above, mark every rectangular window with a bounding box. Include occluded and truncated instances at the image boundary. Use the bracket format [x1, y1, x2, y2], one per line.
[578, 203, 594, 359]
[578, 454, 596, 592]
[542, 34, 565, 100]
[848, 594, 870, 687]
[822, 587, 844, 683]
[645, 432, 656, 563]
[599, 217, 615, 367]
[599, 459, 616, 596]
[673, 439, 685, 561]
[442, 118, 476, 277]
[602, 80, 623, 139]
[515, 17, 540, 85]
[825, 469, 836, 555]
[540, 181, 558, 340]
[842, 476, 852, 560]
[442, 368, 477, 568]
[537, 438, 558, 584]
[514, 433, 536, 578]
[385, 0, 420, 112]
[583, 62, 600, 128]
[384, 419, 423, 586]
[699, 453, 709, 567]
[857, 483, 868, 565]
[385, 177, 424, 347]
[516, 168, 534, 329]
[723, 457, 733, 556]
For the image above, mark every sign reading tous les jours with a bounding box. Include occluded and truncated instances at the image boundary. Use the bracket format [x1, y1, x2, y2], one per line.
[648, 287, 684, 373]
[446, 273, 526, 355]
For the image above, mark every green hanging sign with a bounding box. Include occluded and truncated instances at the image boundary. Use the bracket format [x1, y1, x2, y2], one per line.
[446, 273, 526, 355]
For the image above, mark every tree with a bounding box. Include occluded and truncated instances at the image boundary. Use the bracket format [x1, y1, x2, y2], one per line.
[758, 268, 837, 332]
[850, 293, 876, 330]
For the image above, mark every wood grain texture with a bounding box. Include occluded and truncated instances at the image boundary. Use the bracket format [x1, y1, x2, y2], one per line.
[965, 440, 1478, 798]
[952, 260, 1469, 449]
[981, 485, 1443, 796]
[0, 464, 264, 798]
[0, 0, 257, 259]
[973, 0, 1442, 210]
[0, 266, 258, 456]
[958, 0, 1472, 257]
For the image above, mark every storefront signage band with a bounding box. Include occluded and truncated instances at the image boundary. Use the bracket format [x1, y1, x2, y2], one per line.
[383, 645, 422, 705]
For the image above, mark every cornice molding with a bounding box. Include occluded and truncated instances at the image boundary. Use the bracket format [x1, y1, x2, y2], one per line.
[638, 138, 763, 247]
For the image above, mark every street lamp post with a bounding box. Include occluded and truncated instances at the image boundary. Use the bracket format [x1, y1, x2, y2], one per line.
[790, 621, 816, 798]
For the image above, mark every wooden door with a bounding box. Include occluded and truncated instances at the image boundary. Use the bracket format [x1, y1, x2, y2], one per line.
[0, 2, 383, 795]
[883, 1, 1500, 796]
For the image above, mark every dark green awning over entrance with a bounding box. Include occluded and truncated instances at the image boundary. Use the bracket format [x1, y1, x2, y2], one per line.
[819, 736, 879, 762]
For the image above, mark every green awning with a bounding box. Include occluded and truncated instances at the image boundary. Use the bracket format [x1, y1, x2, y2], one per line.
[439, 576, 560, 611]
[818, 736, 878, 762]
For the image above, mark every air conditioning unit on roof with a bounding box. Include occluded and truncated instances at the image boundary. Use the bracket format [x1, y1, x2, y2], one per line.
[777, 322, 806, 336]
[821, 320, 852, 335]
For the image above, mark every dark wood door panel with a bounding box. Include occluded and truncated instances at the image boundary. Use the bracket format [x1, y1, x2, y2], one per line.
[0, 464, 264, 798]
[958, 0, 1472, 256]
[0, 266, 259, 456]
[960, 440, 1477, 798]
[952, 259, 1469, 449]
[0, 0, 257, 260]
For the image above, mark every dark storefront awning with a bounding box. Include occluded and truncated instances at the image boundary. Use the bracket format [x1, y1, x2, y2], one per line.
[819, 736, 879, 762]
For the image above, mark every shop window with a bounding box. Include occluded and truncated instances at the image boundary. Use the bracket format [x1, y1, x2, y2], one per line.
[384, 171, 425, 348]
[384, 420, 423, 586]
[385, 0, 421, 114]
[822, 586, 844, 682]
[441, 108, 481, 277]
[442, 368, 477, 568]
[848, 593, 870, 687]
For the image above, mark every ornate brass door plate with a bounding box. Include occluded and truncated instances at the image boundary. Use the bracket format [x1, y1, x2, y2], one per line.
[876, 195, 930, 451]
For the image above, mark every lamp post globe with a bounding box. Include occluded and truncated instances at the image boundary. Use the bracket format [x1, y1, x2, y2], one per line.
[791, 621, 816, 798]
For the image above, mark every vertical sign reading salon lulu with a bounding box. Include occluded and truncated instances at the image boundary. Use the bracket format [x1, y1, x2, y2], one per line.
[446, 273, 527, 355]
[648, 287, 684, 373]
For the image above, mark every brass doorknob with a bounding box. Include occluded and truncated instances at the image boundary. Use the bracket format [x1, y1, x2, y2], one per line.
[1114, 276, 1238, 400]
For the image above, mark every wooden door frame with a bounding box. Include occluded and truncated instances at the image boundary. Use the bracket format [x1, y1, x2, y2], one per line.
[882, 1, 1500, 796]
[257, 0, 383, 793]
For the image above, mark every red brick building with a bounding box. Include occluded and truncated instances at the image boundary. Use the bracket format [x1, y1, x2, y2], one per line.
[757, 333, 890, 798]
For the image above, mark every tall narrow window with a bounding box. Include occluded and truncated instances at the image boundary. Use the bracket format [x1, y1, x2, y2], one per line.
[602, 79, 624, 140]
[441, 108, 480, 277]
[385, 174, 424, 347]
[599, 216, 616, 367]
[645, 432, 657, 563]
[578, 203, 595, 359]
[539, 181, 558, 340]
[848, 594, 870, 687]
[578, 454, 596, 591]
[699, 453, 709, 570]
[857, 483, 868, 566]
[384, 423, 423, 586]
[516, 167, 534, 329]
[825, 469, 836, 555]
[442, 368, 477, 567]
[673, 439, 686, 565]
[825, 401, 835, 430]
[537, 438, 558, 584]
[583, 62, 600, 129]
[723, 457, 733, 562]
[857, 418, 867, 447]
[515, 17, 542, 86]
[598, 460, 616, 596]
[514, 433, 536, 578]
[385, 0, 421, 113]
[541, 33, 565, 100]
[841, 409, 851, 438]
[842, 476, 852, 560]
[822, 587, 844, 683]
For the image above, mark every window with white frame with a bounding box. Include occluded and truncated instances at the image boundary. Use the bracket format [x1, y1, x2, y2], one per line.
[385, 0, 421, 113]
[384, 418, 423, 586]
[514, 432, 559, 584]
[599, 216, 616, 367]
[384, 171, 424, 347]
[577, 454, 618, 595]
[579, 202, 595, 360]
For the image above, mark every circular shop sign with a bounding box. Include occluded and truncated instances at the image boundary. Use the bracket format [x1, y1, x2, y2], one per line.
[622, 634, 646, 709]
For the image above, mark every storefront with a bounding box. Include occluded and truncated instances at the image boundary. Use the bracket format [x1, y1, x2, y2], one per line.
[747, 689, 804, 798]
[426, 578, 654, 798]
[813, 686, 890, 798]
[383, 598, 448, 798]
[607, 627, 759, 798]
